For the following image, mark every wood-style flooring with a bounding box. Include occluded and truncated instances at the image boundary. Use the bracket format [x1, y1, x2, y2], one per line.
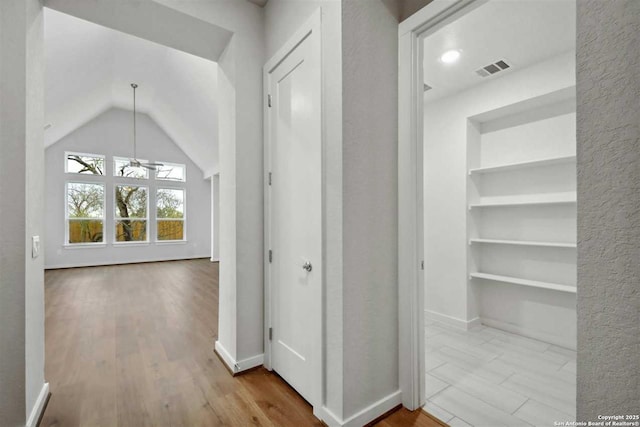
[41, 259, 443, 427]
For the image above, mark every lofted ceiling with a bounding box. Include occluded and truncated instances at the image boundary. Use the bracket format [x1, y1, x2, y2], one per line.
[44, 8, 218, 175]
[423, 0, 576, 103]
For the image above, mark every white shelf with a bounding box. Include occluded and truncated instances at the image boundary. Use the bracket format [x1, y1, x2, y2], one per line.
[469, 155, 576, 175]
[469, 196, 576, 208]
[469, 238, 576, 248]
[470, 272, 576, 293]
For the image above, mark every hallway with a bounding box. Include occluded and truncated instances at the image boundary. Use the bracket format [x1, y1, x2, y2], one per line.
[41, 260, 441, 427]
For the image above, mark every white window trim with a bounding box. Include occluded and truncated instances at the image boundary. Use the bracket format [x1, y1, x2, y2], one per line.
[113, 184, 150, 244]
[155, 161, 186, 182]
[113, 156, 150, 180]
[65, 151, 106, 175]
[155, 187, 186, 242]
[65, 181, 106, 245]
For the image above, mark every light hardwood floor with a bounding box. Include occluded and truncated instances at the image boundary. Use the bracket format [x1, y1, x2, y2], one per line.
[42, 259, 443, 427]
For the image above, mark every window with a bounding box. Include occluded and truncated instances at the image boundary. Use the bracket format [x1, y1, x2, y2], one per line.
[114, 157, 148, 179]
[66, 152, 104, 175]
[114, 185, 148, 242]
[156, 188, 185, 241]
[156, 162, 186, 182]
[66, 182, 105, 244]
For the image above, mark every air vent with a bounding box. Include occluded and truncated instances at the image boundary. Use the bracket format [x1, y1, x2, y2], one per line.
[424, 83, 432, 92]
[475, 59, 511, 78]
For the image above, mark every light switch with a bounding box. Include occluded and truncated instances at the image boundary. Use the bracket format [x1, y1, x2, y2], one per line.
[32, 235, 40, 258]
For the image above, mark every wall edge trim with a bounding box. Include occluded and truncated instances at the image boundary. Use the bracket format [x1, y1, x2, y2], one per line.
[44, 255, 211, 270]
[317, 390, 403, 427]
[26, 382, 49, 427]
[425, 309, 480, 331]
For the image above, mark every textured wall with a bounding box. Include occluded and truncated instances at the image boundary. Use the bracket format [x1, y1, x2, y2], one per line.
[0, 0, 45, 425]
[577, 0, 640, 420]
[0, 1, 28, 423]
[342, 0, 399, 418]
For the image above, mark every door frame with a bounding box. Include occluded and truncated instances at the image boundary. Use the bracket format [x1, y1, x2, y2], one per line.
[262, 8, 323, 411]
[397, 0, 482, 410]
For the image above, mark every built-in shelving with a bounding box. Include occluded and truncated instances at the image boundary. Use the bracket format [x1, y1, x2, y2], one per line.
[469, 238, 576, 248]
[470, 272, 576, 293]
[468, 196, 576, 209]
[468, 155, 576, 175]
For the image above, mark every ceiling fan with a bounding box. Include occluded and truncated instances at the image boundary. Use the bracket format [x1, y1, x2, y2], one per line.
[129, 83, 163, 170]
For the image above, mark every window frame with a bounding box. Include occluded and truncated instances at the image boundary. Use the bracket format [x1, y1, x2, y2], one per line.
[155, 161, 187, 182]
[113, 156, 150, 180]
[64, 151, 106, 176]
[65, 180, 106, 247]
[155, 187, 187, 243]
[113, 184, 150, 245]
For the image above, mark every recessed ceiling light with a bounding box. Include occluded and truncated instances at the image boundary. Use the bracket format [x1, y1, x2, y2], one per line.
[440, 49, 461, 64]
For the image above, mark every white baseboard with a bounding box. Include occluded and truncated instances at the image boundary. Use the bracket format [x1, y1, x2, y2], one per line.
[45, 254, 211, 270]
[26, 382, 49, 427]
[214, 341, 264, 375]
[210, 258, 219, 262]
[316, 390, 402, 427]
[481, 317, 576, 351]
[425, 309, 481, 331]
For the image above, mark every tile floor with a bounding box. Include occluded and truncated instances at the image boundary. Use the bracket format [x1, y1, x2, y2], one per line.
[423, 320, 576, 427]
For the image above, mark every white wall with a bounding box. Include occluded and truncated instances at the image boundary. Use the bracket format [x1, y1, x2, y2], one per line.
[341, 0, 399, 419]
[44, 108, 211, 268]
[211, 174, 220, 261]
[423, 52, 576, 326]
[0, 0, 46, 425]
[576, 0, 640, 419]
[154, 0, 266, 365]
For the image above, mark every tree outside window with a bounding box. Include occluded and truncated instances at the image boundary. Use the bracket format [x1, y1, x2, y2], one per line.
[157, 188, 185, 241]
[66, 153, 104, 175]
[66, 182, 104, 243]
[115, 185, 148, 242]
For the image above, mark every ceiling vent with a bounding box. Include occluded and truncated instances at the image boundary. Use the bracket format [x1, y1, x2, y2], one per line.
[424, 83, 433, 92]
[475, 60, 511, 77]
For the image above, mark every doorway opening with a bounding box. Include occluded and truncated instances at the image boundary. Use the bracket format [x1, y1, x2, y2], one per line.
[401, 1, 577, 425]
[41, 6, 223, 424]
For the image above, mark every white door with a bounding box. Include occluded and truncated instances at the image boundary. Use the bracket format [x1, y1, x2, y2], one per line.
[265, 13, 321, 405]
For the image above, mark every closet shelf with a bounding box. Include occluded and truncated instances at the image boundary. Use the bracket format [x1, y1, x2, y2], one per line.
[469, 238, 576, 248]
[468, 197, 576, 208]
[470, 272, 577, 293]
[468, 155, 576, 175]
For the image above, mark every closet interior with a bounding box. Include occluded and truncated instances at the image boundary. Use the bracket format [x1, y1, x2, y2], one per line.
[421, 1, 577, 426]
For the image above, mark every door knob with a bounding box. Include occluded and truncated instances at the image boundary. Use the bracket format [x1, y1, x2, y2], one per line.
[302, 261, 312, 272]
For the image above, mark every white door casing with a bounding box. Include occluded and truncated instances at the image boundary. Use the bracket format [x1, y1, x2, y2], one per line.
[398, 0, 481, 410]
[264, 10, 322, 409]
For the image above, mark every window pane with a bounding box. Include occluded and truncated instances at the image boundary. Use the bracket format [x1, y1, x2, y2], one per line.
[67, 153, 104, 175]
[67, 183, 104, 218]
[115, 220, 147, 242]
[68, 219, 103, 243]
[114, 157, 149, 179]
[157, 220, 184, 241]
[115, 186, 147, 218]
[156, 163, 185, 181]
[157, 188, 184, 218]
